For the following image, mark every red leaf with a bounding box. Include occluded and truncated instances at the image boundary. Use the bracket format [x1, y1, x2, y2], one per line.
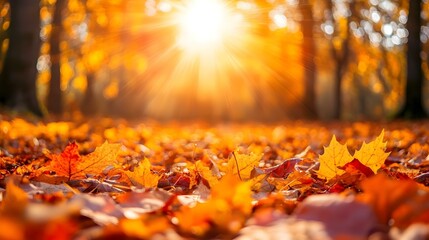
[258, 158, 301, 178]
[339, 159, 375, 177]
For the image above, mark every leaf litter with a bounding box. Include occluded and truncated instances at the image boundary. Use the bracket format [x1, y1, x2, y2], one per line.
[1, 117, 429, 239]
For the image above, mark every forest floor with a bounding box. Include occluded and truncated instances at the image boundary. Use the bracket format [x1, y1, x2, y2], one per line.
[1, 114, 429, 239]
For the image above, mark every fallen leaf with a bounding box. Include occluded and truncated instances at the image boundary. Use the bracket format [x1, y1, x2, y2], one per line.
[339, 158, 375, 178]
[1, 180, 28, 217]
[40, 141, 121, 181]
[42, 142, 80, 181]
[77, 141, 122, 176]
[116, 215, 171, 239]
[257, 158, 301, 178]
[125, 158, 160, 188]
[0, 217, 24, 240]
[195, 160, 219, 187]
[357, 174, 419, 225]
[353, 130, 389, 174]
[226, 152, 262, 180]
[294, 194, 378, 239]
[176, 175, 253, 237]
[317, 136, 353, 180]
[116, 188, 172, 218]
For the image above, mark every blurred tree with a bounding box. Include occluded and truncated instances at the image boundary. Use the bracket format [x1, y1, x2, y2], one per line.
[299, 0, 317, 119]
[0, 0, 42, 116]
[396, 0, 427, 118]
[324, 0, 353, 119]
[47, 0, 67, 115]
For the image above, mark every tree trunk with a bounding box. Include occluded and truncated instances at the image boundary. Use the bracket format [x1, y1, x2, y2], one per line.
[0, 0, 42, 116]
[299, 0, 317, 119]
[329, 1, 353, 120]
[81, 73, 97, 115]
[396, 0, 427, 119]
[47, 0, 66, 115]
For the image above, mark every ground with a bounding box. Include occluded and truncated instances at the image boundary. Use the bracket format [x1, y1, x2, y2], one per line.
[0, 115, 429, 239]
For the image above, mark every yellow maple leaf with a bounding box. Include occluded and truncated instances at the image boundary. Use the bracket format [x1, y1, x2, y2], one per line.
[125, 158, 160, 188]
[226, 152, 262, 181]
[317, 135, 354, 180]
[353, 130, 389, 174]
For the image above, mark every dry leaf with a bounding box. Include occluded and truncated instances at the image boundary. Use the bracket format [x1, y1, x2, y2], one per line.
[42, 142, 80, 181]
[226, 152, 262, 180]
[353, 130, 390, 174]
[77, 141, 122, 176]
[195, 160, 219, 188]
[317, 135, 353, 180]
[354, 130, 390, 173]
[40, 141, 121, 181]
[125, 158, 160, 188]
[357, 174, 419, 225]
[176, 175, 253, 237]
[1, 180, 28, 217]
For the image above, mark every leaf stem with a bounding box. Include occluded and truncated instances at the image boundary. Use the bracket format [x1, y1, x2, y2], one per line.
[232, 152, 242, 181]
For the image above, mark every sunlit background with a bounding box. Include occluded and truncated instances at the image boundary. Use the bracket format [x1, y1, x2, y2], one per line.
[1, 0, 429, 120]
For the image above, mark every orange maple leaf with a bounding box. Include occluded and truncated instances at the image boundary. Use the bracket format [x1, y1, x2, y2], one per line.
[44, 142, 80, 181]
[41, 141, 121, 181]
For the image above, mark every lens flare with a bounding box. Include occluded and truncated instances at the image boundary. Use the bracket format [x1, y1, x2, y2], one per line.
[176, 0, 240, 51]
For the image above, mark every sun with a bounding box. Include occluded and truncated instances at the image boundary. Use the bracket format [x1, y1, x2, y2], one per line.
[176, 0, 233, 50]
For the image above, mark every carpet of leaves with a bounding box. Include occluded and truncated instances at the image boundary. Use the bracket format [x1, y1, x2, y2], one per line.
[1, 115, 429, 239]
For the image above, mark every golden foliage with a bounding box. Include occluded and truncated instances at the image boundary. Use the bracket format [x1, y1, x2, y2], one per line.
[125, 158, 160, 188]
[226, 152, 262, 181]
[317, 135, 354, 180]
[353, 130, 389, 174]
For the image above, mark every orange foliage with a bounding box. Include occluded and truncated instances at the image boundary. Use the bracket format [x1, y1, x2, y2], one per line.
[1, 118, 429, 238]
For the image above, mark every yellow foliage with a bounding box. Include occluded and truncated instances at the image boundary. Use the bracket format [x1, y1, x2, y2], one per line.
[0, 5, 9, 18]
[68, 0, 83, 12]
[103, 80, 119, 99]
[195, 160, 219, 187]
[38, 71, 51, 85]
[72, 75, 87, 92]
[226, 152, 262, 180]
[176, 175, 252, 236]
[87, 50, 104, 70]
[317, 135, 354, 180]
[125, 158, 160, 188]
[353, 130, 389, 174]
[40, 6, 51, 22]
[61, 63, 74, 82]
